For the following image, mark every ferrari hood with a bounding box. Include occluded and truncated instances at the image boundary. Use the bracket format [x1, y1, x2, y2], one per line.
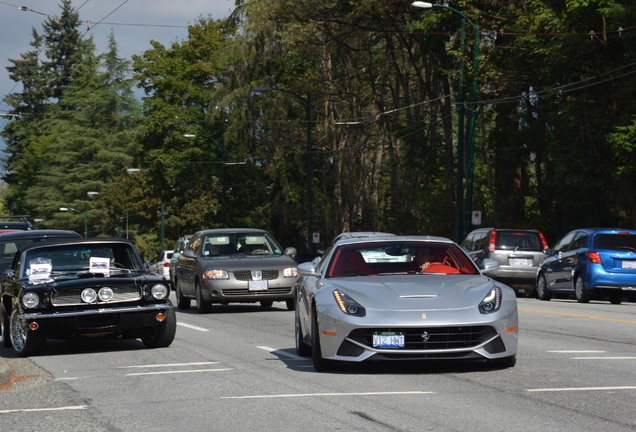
[330, 274, 497, 311]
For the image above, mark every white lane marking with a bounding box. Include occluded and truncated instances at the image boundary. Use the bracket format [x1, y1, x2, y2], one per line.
[528, 386, 636, 393]
[177, 322, 209, 332]
[0, 405, 87, 414]
[221, 391, 434, 400]
[571, 357, 636, 360]
[118, 362, 220, 369]
[257, 345, 305, 360]
[547, 350, 605, 353]
[125, 368, 232, 376]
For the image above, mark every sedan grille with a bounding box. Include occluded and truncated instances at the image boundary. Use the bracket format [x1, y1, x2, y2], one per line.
[51, 286, 142, 306]
[347, 326, 497, 350]
[232, 270, 279, 281]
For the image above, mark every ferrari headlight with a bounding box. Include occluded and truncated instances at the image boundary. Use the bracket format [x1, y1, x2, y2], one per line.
[151, 283, 169, 300]
[333, 290, 366, 317]
[479, 286, 502, 314]
[282, 267, 298, 278]
[22, 292, 40, 308]
[203, 269, 229, 279]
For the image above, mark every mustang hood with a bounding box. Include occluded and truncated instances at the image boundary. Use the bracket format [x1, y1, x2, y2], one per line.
[331, 275, 498, 311]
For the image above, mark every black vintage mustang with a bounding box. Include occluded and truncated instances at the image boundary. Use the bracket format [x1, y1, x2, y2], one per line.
[0, 238, 176, 356]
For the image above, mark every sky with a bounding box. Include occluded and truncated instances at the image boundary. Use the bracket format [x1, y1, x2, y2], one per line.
[0, 0, 234, 153]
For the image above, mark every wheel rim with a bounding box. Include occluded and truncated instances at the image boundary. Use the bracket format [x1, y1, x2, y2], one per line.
[10, 310, 27, 352]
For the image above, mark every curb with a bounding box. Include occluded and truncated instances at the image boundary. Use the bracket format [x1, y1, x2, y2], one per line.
[0, 357, 9, 386]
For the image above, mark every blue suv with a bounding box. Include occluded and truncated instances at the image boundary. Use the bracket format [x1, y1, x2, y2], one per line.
[536, 228, 636, 304]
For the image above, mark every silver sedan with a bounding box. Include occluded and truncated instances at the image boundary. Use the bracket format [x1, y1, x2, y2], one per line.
[294, 234, 518, 371]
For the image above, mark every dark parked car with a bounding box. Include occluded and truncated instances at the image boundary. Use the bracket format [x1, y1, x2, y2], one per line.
[0, 215, 35, 231]
[173, 228, 298, 313]
[536, 228, 636, 304]
[461, 228, 549, 296]
[0, 229, 82, 274]
[0, 238, 175, 356]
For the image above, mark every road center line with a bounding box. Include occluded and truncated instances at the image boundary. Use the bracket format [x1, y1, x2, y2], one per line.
[0, 405, 87, 414]
[118, 362, 220, 369]
[518, 308, 636, 325]
[528, 386, 636, 393]
[221, 391, 434, 399]
[177, 322, 209, 332]
[125, 369, 233, 376]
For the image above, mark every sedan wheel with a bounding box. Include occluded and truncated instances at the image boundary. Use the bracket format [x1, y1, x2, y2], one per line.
[10, 309, 45, 357]
[1, 305, 11, 348]
[260, 300, 274, 308]
[175, 280, 191, 310]
[536, 274, 552, 301]
[196, 281, 212, 313]
[574, 275, 590, 303]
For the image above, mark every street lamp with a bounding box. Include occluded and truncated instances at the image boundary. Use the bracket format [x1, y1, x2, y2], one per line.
[59, 207, 87, 238]
[412, 1, 480, 241]
[252, 86, 314, 251]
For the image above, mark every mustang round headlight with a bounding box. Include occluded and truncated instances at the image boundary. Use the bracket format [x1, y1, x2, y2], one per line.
[81, 288, 98, 303]
[22, 292, 40, 308]
[98, 287, 114, 302]
[151, 283, 169, 300]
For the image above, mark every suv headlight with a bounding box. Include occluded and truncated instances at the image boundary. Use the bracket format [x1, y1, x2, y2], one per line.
[479, 286, 502, 314]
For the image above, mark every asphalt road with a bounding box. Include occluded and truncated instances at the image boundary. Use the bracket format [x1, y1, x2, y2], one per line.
[1, 296, 635, 432]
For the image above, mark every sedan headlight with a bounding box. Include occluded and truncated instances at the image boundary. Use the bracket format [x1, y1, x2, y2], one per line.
[282, 267, 298, 278]
[22, 292, 40, 308]
[151, 283, 169, 300]
[479, 286, 502, 314]
[203, 269, 229, 280]
[333, 289, 366, 317]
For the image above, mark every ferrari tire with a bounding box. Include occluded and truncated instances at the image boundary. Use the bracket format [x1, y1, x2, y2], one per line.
[311, 307, 332, 372]
[574, 276, 590, 303]
[175, 279, 191, 310]
[295, 309, 311, 357]
[10, 309, 45, 357]
[141, 306, 177, 348]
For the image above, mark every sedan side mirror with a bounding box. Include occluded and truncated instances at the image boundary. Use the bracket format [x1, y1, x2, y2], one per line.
[297, 261, 320, 276]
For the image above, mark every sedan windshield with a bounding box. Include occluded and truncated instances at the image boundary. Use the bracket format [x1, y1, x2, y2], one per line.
[201, 233, 282, 256]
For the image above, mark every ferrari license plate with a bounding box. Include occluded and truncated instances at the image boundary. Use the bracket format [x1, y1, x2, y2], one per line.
[373, 332, 404, 349]
[248, 280, 268, 291]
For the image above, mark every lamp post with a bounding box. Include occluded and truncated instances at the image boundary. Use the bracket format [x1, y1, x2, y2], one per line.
[252, 86, 314, 251]
[59, 207, 87, 238]
[412, 1, 480, 241]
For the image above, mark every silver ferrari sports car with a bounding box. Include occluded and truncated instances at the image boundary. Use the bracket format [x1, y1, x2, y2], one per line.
[294, 234, 518, 371]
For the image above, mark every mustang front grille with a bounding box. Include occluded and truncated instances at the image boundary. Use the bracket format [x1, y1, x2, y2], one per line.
[347, 326, 497, 350]
[51, 286, 142, 306]
[232, 270, 279, 281]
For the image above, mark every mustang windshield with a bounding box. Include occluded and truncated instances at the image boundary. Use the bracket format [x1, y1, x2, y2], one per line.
[21, 243, 143, 279]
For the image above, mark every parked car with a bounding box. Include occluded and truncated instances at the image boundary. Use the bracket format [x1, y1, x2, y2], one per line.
[173, 228, 298, 313]
[294, 234, 518, 371]
[169, 235, 192, 288]
[0, 215, 35, 231]
[149, 249, 174, 281]
[536, 228, 636, 304]
[0, 229, 82, 275]
[461, 228, 549, 296]
[0, 238, 175, 356]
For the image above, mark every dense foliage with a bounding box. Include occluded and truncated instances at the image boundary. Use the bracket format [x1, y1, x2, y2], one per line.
[2, 0, 636, 259]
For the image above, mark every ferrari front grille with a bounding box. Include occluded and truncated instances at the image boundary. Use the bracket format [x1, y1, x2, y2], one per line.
[348, 326, 497, 350]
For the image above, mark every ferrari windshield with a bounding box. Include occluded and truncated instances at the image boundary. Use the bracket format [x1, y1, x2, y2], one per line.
[326, 241, 479, 277]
